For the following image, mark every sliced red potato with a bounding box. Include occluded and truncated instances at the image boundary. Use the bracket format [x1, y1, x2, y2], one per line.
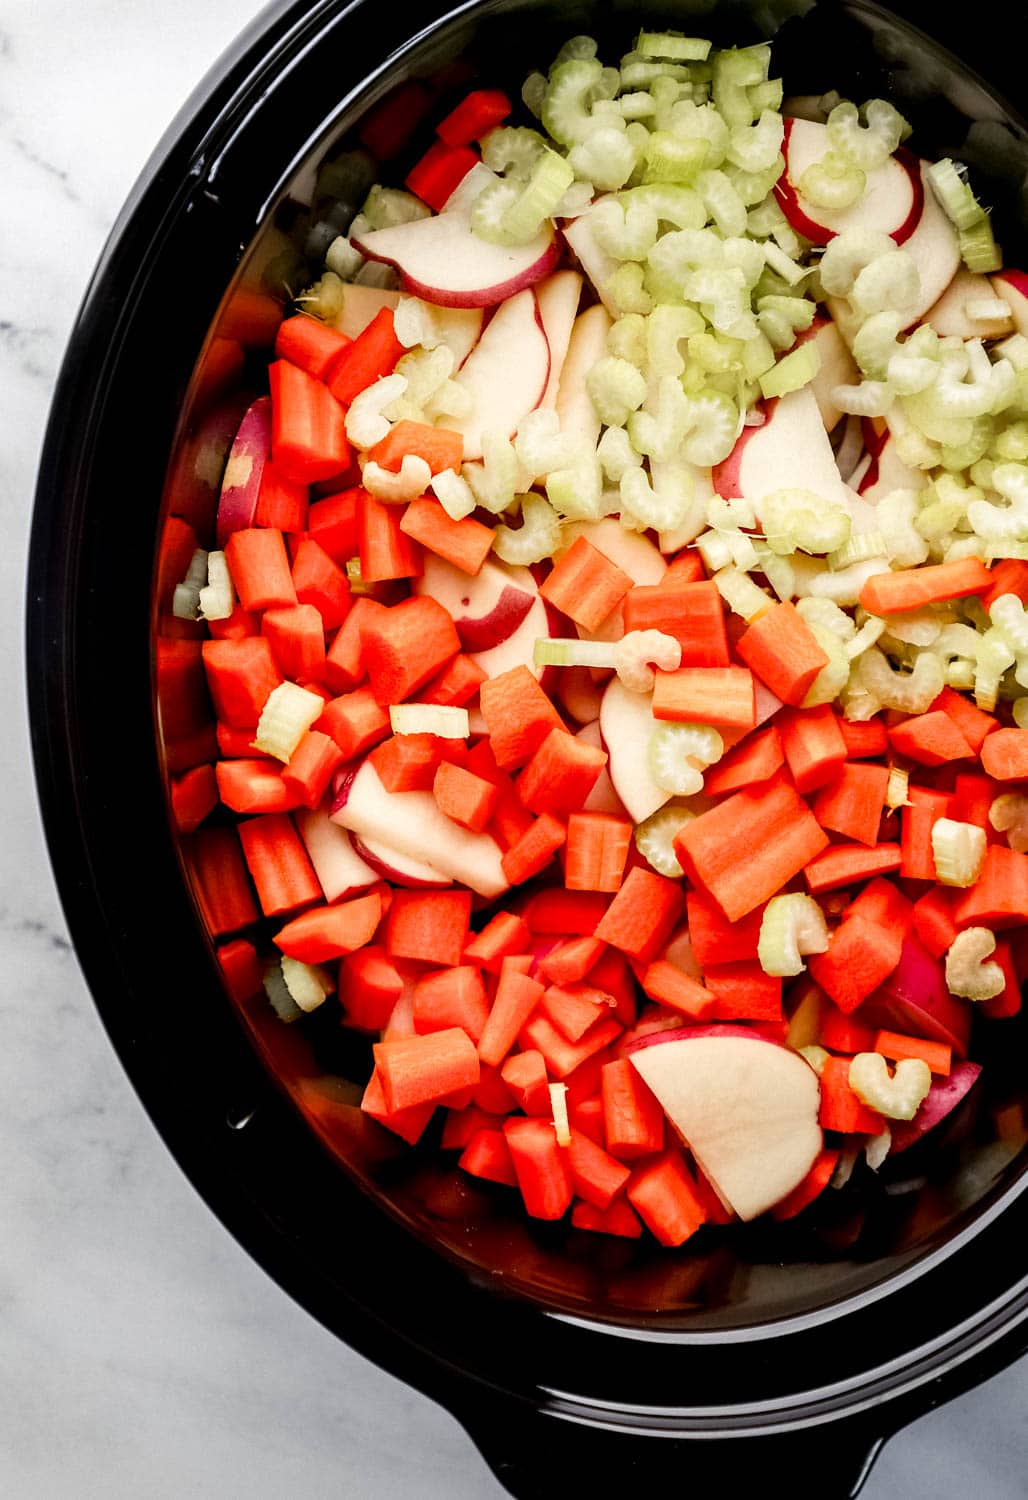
[295, 809, 378, 903]
[449, 287, 551, 459]
[599, 677, 670, 825]
[216, 395, 272, 545]
[992, 269, 1028, 335]
[414, 553, 537, 654]
[923, 268, 1014, 339]
[890, 1061, 982, 1153]
[352, 833, 453, 889]
[627, 1026, 823, 1221]
[535, 269, 584, 408]
[555, 303, 613, 450]
[776, 118, 923, 246]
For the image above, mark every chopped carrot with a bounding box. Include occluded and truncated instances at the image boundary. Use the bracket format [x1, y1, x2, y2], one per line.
[913, 886, 960, 958]
[262, 604, 327, 683]
[540, 536, 634, 631]
[464, 912, 531, 974]
[281, 730, 345, 808]
[803, 842, 902, 894]
[291, 537, 352, 629]
[436, 88, 511, 147]
[675, 774, 828, 922]
[702, 724, 783, 797]
[255, 461, 308, 534]
[369, 421, 464, 476]
[537, 936, 606, 985]
[594, 867, 686, 962]
[358, 490, 424, 582]
[374, 1027, 481, 1113]
[170, 763, 218, 834]
[843, 875, 912, 931]
[929, 686, 997, 755]
[639, 961, 714, 1019]
[405, 140, 480, 212]
[308, 488, 361, 565]
[981, 727, 1028, 782]
[500, 1050, 551, 1116]
[216, 759, 300, 814]
[412, 966, 490, 1043]
[812, 762, 890, 846]
[517, 728, 608, 818]
[339, 945, 404, 1032]
[888, 711, 974, 767]
[269, 359, 351, 483]
[419, 652, 487, 707]
[686, 887, 763, 965]
[652, 665, 756, 730]
[501, 813, 567, 885]
[771, 1148, 840, 1220]
[900, 787, 951, 881]
[238, 812, 322, 917]
[622, 581, 729, 666]
[472, 1062, 517, 1114]
[478, 961, 545, 1068]
[385, 888, 472, 967]
[225, 528, 298, 611]
[980, 558, 1028, 610]
[369, 733, 442, 793]
[875, 1029, 951, 1076]
[627, 1152, 708, 1246]
[953, 845, 1028, 928]
[837, 717, 889, 759]
[736, 601, 829, 706]
[479, 665, 567, 770]
[523, 888, 610, 935]
[503, 1116, 574, 1220]
[361, 1066, 436, 1145]
[779, 704, 848, 793]
[601, 1059, 664, 1160]
[859, 557, 993, 615]
[819, 1007, 877, 1054]
[360, 595, 460, 705]
[433, 761, 498, 832]
[982, 938, 1022, 1019]
[948, 772, 998, 830]
[275, 890, 383, 962]
[541, 983, 611, 1043]
[566, 1128, 631, 1210]
[317, 687, 391, 759]
[818, 1055, 885, 1134]
[808, 914, 903, 1012]
[274, 314, 352, 381]
[458, 1128, 519, 1186]
[187, 826, 258, 936]
[327, 308, 405, 406]
[518, 1012, 622, 1080]
[442, 1105, 505, 1152]
[217, 938, 263, 1003]
[571, 1198, 643, 1238]
[563, 812, 633, 893]
[704, 960, 782, 1021]
[398, 495, 493, 575]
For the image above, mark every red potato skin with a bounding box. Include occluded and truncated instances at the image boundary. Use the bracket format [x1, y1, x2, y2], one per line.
[349, 835, 452, 890]
[860, 935, 972, 1058]
[773, 119, 924, 246]
[216, 396, 273, 546]
[711, 400, 777, 499]
[890, 1061, 983, 1153]
[354, 234, 562, 309]
[456, 585, 535, 652]
[624, 1022, 780, 1056]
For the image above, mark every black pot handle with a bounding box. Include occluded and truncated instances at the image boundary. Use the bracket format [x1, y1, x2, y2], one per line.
[459, 1406, 888, 1499]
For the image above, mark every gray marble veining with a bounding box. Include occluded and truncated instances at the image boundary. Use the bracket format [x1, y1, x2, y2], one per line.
[3, 2, 1028, 1494]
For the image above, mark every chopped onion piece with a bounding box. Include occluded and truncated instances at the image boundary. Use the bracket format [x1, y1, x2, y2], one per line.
[389, 704, 470, 738]
[254, 683, 325, 763]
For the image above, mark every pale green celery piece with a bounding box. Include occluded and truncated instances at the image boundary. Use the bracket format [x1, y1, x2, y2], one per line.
[199, 550, 234, 622]
[264, 961, 304, 1023]
[492, 492, 563, 564]
[853, 310, 905, 380]
[849, 1055, 932, 1121]
[974, 626, 1016, 710]
[960, 218, 1002, 273]
[795, 595, 857, 640]
[799, 151, 866, 210]
[761, 240, 809, 287]
[688, 332, 740, 374]
[760, 552, 795, 601]
[570, 127, 637, 191]
[714, 566, 772, 620]
[604, 262, 654, 315]
[542, 58, 614, 146]
[620, 462, 697, 532]
[470, 179, 522, 245]
[763, 488, 851, 557]
[708, 496, 757, 532]
[648, 721, 722, 795]
[802, 622, 852, 706]
[362, 185, 431, 230]
[607, 313, 649, 368]
[647, 74, 687, 132]
[625, 183, 707, 230]
[556, 180, 596, 217]
[619, 90, 658, 121]
[325, 236, 364, 281]
[172, 547, 209, 621]
[648, 305, 706, 377]
[533, 637, 616, 669]
[888, 354, 941, 397]
[820, 229, 897, 297]
[514, 408, 589, 480]
[545, 457, 607, 522]
[747, 195, 788, 237]
[757, 308, 796, 351]
[939, 415, 994, 472]
[992, 421, 1028, 463]
[881, 607, 946, 648]
[832, 380, 895, 419]
[522, 70, 547, 118]
[666, 98, 731, 163]
[681, 389, 740, 467]
[829, 531, 889, 570]
[945, 928, 1005, 1000]
[644, 132, 709, 184]
[712, 47, 768, 128]
[926, 157, 985, 230]
[726, 110, 784, 173]
[722, 236, 767, 288]
[634, 803, 694, 877]
[877, 489, 931, 567]
[597, 425, 643, 481]
[727, 158, 784, 208]
[798, 1046, 829, 1077]
[587, 356, 649, 427]
[637, 458, 712, 542]
[848, 646, 945, 714]
[991, 791, 1028, 852]
[431, 468, 476, 521]
[615, 630, 684, 693]
[932, 818, 987, 887]
[591, 196, 659, 260]
[826, 99, 908, 172]
[741, 331, 777, 380]
[481, 125, 547, 177]
[628, 375, 691, 461]
[394, 345, 453, 407]
[636, 30, 711, 61]
[845, 615, 887, 661]
[697, 169, 748, 236]
[554, 34, 598, 65]
[947, 660, 976, 690]
[749, 78, 783, 113]
[692, 529, 735, 572]
[682, 362, 712, 398]
[620, 57, 691, 90]
[758, 893, 829, 977]
[851, 250, 921, 316]
[465, 431, 526, 514]
[993, 334, 1028, 373]
[254, 682, 325, 763]
[990, 593, 1028, 654]
[760, 342, 820, 400]
[496, 148, 575, 243]
[297, 269, 347, 320]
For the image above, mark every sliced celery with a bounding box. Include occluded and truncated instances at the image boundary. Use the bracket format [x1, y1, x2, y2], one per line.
[633, 803, 693, 877]
[281, 956, 335, 1014]
[849, 1054, 931, 1121]
[586, 355, 648, 426]
[549, 1082, 571, 1148]
[264, 961, 303, 1023]
[927, 158, 986, 232]
[759, 341, 820, 400]
[648, 722, 722, 796]
[199, 550, 234, 622]
[492, 492, 562, 564]
[636, 30, 711, 62]
[254, 683, 325, 763]
[945, 927, 1005, 1000]
[932, 817, 986, 887]
[532, 638, 617, 669]
[173, 547, 209, 621]
[960, 219, 1003, 274]
[614, 629, 683, 693]
[989, 792, 1028, 853]
[389, 704, 470, 738]
[758, 893, 829, 977]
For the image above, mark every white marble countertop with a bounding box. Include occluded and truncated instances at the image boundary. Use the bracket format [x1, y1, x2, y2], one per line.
[4, 1, 1028, 1494]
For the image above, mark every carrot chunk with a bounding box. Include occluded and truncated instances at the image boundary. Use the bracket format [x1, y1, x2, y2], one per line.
[503, 1117, 574, 1220]
[291, 537, 352, 629]
[736, 601, 829, 706]
[269, 359, 351, 483]
[327, 308, 405, 405]
[479, 665, 567, 770]
[274, 890, 383, 962]
[779, 704, 848, 793]
[601, 1059, 664, 1160]
[517, 728, 607, 817]
[540, 536, 634, 631]
[500, 814, 567, 885]
[808, 914, 902, 1012]
[370, 422, 464, 476]
[458, 1128, 519, 1186]
[566, 1128, 631, 1210]
[593, 867, 686, 962]
[397, 495, 493, 576]
[702, 724, 783, 797]
[317, 687, 391, 759]
[412, 966, 490, 1043]
[564, 812, 633, 893]
[704, 960, 783, 1021]
[385, 889, 472, 967]
[652, 665, 756, 729]
[627, 1152, 708, 1246]
[374, 1027, 480, 1113]
[622, 580, 729, 666]
[981, 727, 1028, 782]
[887, 711, 974, 767]
[837, 717, 889, 759]
[500, 1050, 551, 1116]
[433, 761, 499, 832]
[859, 557, 993, 615]
[238, 812, 322, 918]
[818, 1055, 885, 1134]
[188, 826, 258, 936]
[225, 528, 298, 611]
[953, 845, 1028, 928]
[464, 912, 532, 974]
[639, 961, 715, 1019]
[929, 686, 997, 755]
[803, 842, 902, 894]
[812, 762, 890, 847]
[874, 1029, 951, 1077]
[478, 961, 545, 1068]
[360, 595, 461, 705]
[358, 490, 423, 582]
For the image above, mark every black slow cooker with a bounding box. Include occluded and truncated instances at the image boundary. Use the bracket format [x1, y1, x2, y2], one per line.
[27, 0, 1028, 1493]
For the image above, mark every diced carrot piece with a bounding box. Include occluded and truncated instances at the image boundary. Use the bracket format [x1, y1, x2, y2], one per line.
[779, 705, 848, 794]
[541, 983, 613, 1043]
[652, 665, 756, 729]
[479, 665, 567, 770]
[704, 960, 782, 1021]
[563, 812, 633, 893]
[317, 687, 391, 759]
[980, 558, 1028, 610]
[261, 604, 327, 683]
[238, 812, 322, 918]
[412, 966, 490, 1043]
[953, 844, 1028, 929]
[808, 915, 902, 1013]
[900, 787, 951, 881]
[627, 1152, 708, 1246]
[274, 313, 352, 381]
[622, 580, 729, 666]
[593, 867, 686, 962]
[269, 359, 351, 483]
[771, 1147, 840, 1220]
[374, 1027, 480, 1112]
[436, 88, 511, 147]
[339, 945, 404, 1032]
[566, 1128, 631, 1210]
[477, 960, 545, 1068]
[420, 652, 487, 707]
[503, 1116, 574, 1219]
[369, 733, 442, 793]
[188, 826, 258, 936]
[216, 722, 272, 759]
[396, 497, 494, 578]
[517, 728, 607, 817]
[837, 717, 889, 759]
[458, 1128, 518, 1185]
[702, 724, 783, 797]
[442, 1105, 505, 1152]
[818, 1055, 885, 1134]
[640, 961, 714, 1019]
[587, 949, 636, 1028]
[522, 888, 609, 935]
[275, 890, 382, 962]
[500, 1049, 551, 1116]
[170, 763, 217, 834]
[736, 601, 829, 706]
[819, 1006, 877, 1054]
[224, 528, 298, 611]
[307, 488, 360, 565]
[464, 912, 531, 974]
[282, 729, 346, 809]
[540, 536, 634, 631]
[358, 490, 423, 582]
[982, 938, 1022, 1019]
[861, 558, 993, 615]
[843, 875, 912, 931]
[948, 772, 998, 830]
[804, 843, 902, 894]
[323, 597, 387, 694]
[676, 774, 828, 922]
[433, 761, 498, 832]
[571, 1198, 643, 1238]
[472, 1061, 517, 1113]
[685, 887, 763, 965]
[361, 1066, 435, 1145]
[929, 686, 997, 755]
[385, 888, 472, 967]
[537, 936, 606, 985]
[255, 461, 308, 534]
[217, 938, 263, 1003]
[875, 1029, 951, 1076]
[501, 814, 567, 885]
[291, 537, 352, 629]
[216, 759, 300, 815]
[812, 762, 890, 847]
[888, 711, 974, 767]
[981, 727, 1028, 782]
[327, 308, 405, 405]
[601, 1058, 664, 1160]
[405, 140, 480, 211]
[360, 595, 460, 705]
[370, 421, 463, 476]
[518, 1013, 622, 1080]
[913, 887, 960, 959]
